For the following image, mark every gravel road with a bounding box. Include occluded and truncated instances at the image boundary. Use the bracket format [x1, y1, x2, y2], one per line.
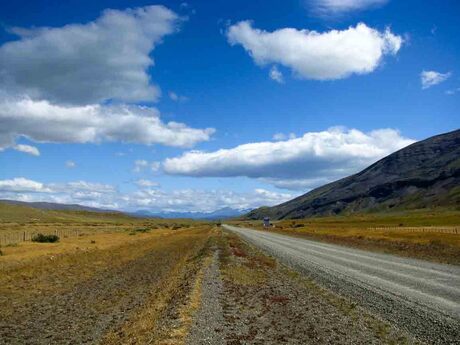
[223, 225, 460, 344]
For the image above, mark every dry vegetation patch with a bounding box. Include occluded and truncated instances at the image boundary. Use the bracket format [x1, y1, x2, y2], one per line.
[0, 225, 216, 344]
[102, 229, 218, 345]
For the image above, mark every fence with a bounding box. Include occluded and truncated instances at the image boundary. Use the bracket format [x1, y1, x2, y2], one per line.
[368, 227, 459, 235]
[0, 229, 81, 246]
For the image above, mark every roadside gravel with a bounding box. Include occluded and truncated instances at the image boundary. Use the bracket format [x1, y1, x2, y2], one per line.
[188, 231, 416, 344]
[224, 225, 460, 344]
[187, 250, 225, 345]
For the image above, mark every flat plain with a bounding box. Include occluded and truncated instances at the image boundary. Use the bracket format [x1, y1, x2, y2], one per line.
[1, 203, 459, 344]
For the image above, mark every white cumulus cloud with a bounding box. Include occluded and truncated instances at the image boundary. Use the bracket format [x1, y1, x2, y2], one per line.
[227, 22, 403, 80]
[163, 128, 414, 190]
[0, 5, 179, 105]
[133, 160, 161, 173]
[0, 177, 296, 213]
[12, 144, 40, 156]
[126, 187, 295, 213]
[420, 70, 451, 89]
[0, 177, 51, 193]
[135, 179, 159, 188]
[309, 0, 389, 16]
[0, 97, 214, 150]
[269, 66, 284, 83]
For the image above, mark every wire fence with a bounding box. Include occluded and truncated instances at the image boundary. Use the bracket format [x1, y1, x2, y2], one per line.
[0, 229, 81, 246]
[368, 227, 459, 235]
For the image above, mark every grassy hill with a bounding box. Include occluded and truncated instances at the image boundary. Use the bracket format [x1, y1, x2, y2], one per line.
[0, 201, 138, 224]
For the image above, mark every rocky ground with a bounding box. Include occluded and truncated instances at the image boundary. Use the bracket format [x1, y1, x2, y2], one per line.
[187, 231, 418, 345]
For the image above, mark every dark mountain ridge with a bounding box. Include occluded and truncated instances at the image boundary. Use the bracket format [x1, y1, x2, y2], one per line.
[247, 129, 460, 220]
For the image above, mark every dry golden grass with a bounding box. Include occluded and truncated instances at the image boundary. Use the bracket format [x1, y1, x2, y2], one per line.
[161, 254, 213, 345]
[0, 227, 210, 306]
[100, 228, 218, 345]
[0, 201, 206, 248]
[1, 224, 216, 344]
[0, 230, 171, 268]
[0, 200, 219, 343]
[224, 264, 267, 286]
[219, 232, 274, 286]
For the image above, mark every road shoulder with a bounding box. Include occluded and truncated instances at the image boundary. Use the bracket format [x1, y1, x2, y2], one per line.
[187, 230, 417, 344]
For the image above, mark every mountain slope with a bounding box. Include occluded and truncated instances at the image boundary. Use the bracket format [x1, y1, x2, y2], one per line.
[247, 129, 460, 220]
[0, 201, 135, 223]
[0, 199, 112, 213]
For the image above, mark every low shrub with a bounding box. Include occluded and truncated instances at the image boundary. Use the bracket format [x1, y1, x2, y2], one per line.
[31, 233, 60, 243]
[134, 227, 150, 233]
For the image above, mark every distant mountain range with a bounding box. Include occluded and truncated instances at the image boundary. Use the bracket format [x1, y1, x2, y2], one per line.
[130, 207, 251, 220]
[247, 129, 460, 220]
[0, 199, 249, 220]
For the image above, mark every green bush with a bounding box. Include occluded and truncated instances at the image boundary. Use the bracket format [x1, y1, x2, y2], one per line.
[31, 233, 60, 243]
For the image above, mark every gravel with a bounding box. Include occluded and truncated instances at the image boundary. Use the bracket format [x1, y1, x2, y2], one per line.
[187, 250, 225, 345]
[224, 225, 460, 344]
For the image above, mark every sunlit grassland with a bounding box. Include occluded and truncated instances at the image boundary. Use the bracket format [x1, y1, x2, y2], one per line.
[0, 205, 218, 345]
[0, 201, 209, 248]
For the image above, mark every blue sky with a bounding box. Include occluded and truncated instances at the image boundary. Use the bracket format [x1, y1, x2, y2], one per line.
[0, 0, 459, 212]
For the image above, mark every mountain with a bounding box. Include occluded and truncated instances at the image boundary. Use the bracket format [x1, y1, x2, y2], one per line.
[0, 200, 113, 213]
[247, 129, 460, 220]
[132, 207, 250, 220]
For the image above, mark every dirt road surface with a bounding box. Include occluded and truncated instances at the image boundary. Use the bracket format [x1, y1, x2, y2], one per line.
[223, 224, 460, 344]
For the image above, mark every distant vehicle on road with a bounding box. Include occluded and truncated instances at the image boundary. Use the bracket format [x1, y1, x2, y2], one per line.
[263, 217, 270, 228]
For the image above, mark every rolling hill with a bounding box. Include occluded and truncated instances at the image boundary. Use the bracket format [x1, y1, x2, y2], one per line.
[0, 199, 112, 212]
[247, 129, 460, 220]
[0, 201, 136, 223]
